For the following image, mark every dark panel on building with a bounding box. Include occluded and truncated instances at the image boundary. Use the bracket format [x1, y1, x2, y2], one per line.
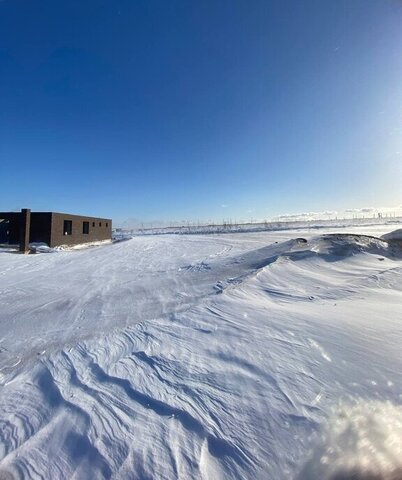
[0, 219, 10, 243]
[30, 213, 52, 245]
[0, 212, 21, 245]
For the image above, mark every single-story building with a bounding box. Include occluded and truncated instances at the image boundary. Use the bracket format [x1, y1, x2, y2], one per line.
[0, 209, 112, 251]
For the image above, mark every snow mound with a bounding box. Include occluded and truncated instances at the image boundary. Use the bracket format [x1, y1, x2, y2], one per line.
[29, 242, 55, 253]
[210, 234, 397, 296]
[382, 229, 402, 242]
[297, 401, 402, 480]
[237, 234, 393, 274]
[54, 239, 112, 251]
[310, 234, 390, 258]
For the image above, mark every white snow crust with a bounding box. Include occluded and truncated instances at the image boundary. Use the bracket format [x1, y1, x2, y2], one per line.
[0, 224, 401, 479]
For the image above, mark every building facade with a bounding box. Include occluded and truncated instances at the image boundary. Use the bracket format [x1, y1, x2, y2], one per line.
[0, 209, 112, 251]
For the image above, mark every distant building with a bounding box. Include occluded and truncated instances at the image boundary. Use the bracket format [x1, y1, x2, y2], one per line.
[0, 209, 112, 252]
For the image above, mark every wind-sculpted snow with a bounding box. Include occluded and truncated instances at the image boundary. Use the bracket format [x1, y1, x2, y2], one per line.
[0, 227, 401, 479]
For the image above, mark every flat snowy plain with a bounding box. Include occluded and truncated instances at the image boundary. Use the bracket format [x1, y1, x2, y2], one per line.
[0, 224, 401, 479]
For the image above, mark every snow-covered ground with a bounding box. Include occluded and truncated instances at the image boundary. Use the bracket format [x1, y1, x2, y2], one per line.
[0, 224, 401, 479]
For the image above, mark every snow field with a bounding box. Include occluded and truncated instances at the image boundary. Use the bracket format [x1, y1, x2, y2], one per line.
[0, 224, 401, 479]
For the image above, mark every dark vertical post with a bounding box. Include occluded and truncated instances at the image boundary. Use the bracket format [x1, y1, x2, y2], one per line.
[19, 208, 31, 253]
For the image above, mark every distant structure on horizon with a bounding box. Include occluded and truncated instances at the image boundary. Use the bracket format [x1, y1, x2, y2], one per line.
[0, 209, 112, 252]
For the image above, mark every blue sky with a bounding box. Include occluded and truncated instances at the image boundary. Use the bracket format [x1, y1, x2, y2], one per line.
[1, 0, 402, 225]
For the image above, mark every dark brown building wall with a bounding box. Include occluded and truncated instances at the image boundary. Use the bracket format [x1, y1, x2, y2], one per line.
[50, 213, 112, 247]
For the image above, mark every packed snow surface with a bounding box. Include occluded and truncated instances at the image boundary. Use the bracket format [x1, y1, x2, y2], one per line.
[0, 225, 401, 479]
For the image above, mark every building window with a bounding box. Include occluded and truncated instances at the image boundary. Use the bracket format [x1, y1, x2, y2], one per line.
[63, 220, 72, 235]
[106, 222, 108, 227]
[83, 221, 89, 234]
[92, 221, 95, 227]
[99, 222, 102, 227]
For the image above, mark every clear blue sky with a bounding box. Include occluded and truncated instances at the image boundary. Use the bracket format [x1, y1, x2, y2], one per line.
[1, 0, 402, 225]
